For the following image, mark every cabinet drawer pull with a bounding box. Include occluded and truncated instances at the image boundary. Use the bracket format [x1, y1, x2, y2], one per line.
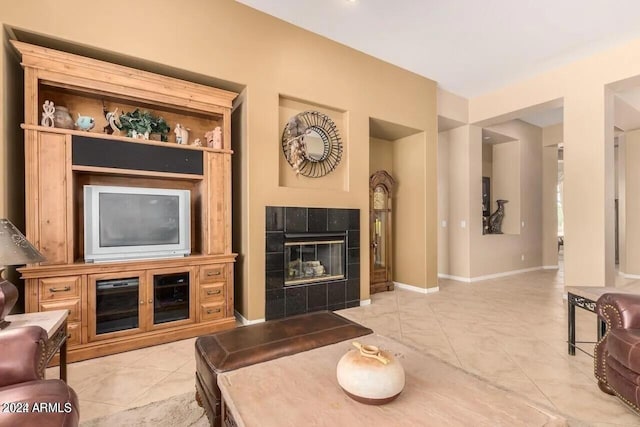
[207, 271, 222, 277]
[207, 289, 222, 296]
[49, 286, 71, 292]
[206, 308, 221, 314]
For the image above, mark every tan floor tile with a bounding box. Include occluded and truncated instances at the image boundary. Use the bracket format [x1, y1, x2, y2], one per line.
[129, 343, 192, 372]
[536, 378, 640, 425]
[72, 267, 640, 425]
[78, 400, 125, 423]
[53, 359, 119, 394]
[79, 366, 172, 406]
[130, 371, 196, 408]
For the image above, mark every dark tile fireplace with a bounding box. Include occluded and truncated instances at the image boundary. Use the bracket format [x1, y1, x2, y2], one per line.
[265, 207, 360, 320]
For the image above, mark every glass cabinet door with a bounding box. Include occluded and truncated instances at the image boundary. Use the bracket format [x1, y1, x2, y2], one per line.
[95, 277, 140, 335]
[89, 271, 146, 342]
[372, 211, 388, 269]
[152, 271, 190, 325]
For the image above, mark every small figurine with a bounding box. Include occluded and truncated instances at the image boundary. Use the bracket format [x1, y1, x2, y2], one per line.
[103, 107, 120, 134]
[192, 138, 202, 147]
[131, 130, 149, 140]
[41, 100, 55, 127]
[205, 126, 223, 149]
[174, 123, 190, 144]
[75, 114, 95, 132]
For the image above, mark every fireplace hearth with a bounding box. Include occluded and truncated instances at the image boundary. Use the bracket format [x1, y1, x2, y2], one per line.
[265, 207, 360, 320]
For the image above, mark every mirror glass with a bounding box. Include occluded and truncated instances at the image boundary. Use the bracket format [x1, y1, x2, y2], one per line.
[305, 129, 326, 161]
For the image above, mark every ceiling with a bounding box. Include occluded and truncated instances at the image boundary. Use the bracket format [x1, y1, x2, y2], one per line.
[236, 0, 640, 98]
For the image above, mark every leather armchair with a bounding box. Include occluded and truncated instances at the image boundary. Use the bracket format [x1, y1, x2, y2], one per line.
[0, 326, 79, 427]
[595, 293, 640, 413]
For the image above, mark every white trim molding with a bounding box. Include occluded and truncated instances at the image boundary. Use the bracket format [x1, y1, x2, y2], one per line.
[393, 281, 439, 294]
[542, 265, 559, 270]
[360, 299, 371, 306]
[620, 272, 640, 279]
[438, 273, 471, 283]
[469, 267, 543, 282]
[235, 310, 265, 326]
[439, 267, 544, 283]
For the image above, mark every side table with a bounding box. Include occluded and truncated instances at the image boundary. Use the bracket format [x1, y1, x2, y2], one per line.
[567, 291, 605, 356]
[4, 309, 68, 381]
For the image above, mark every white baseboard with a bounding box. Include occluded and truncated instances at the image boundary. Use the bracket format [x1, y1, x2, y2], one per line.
[470, 266, 543, 282]
[234, 310, 265, 326]
[542, 265, 559, 270]
[438, 273, 471, 283]
[439, 267, 544, 283]
[393, 281, 439, 294]
[620, 272, 640, 279]
[360, 299, 371, 306]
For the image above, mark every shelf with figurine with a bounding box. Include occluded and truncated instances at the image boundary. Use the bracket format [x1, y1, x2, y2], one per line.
[36, 84, 227, 152]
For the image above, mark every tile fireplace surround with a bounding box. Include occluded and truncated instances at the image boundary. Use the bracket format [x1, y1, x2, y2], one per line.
[265, 207, 360, 320]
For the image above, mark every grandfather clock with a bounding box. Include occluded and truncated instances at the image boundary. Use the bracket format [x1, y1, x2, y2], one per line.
[369, 170, 395, 294]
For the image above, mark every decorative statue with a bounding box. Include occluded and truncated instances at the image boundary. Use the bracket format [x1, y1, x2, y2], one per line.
[174, 123, 189, 144]
[41, 100, 55, 127]
[488, 199, 508, 234]
[192, 138, 202, 147]
[75, 114, 95, 132]
[205, 126, 223, 149]
[103, 107, 120, 134]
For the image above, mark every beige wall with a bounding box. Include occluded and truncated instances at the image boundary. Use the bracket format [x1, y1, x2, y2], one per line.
[392, 132, 430, 288]
[541, 124, 561, 268]
[491, 141, 521, 235]
[441, 126, 472, 278]
[482, 144, 492, 179]
[438, 131, 450, 275]
[623, 130, 640, 275]
[0, 0, 438, 319]
[469, 121, 542, 277]
[369, 137, 394, 175]
[437, 88, 468, 124]
[618, 134, 627, 273]
[466, 38, 640, 287]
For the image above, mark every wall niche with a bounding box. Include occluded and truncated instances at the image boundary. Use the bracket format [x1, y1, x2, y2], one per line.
[482, 128, 521, 235]
[278, 95, 348, 190]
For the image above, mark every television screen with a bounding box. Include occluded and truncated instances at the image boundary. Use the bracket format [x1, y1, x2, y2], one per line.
[99, 193, 180, 247]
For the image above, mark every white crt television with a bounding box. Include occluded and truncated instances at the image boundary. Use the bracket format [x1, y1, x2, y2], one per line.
[84, 185, 191, 262]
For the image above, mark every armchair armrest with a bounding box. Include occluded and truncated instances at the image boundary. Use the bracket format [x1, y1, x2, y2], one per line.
[597, 293, 640, 330]
[0, 326, 47, 388]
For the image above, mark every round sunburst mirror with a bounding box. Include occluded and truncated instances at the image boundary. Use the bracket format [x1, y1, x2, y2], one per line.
[281, 111, 343, 178]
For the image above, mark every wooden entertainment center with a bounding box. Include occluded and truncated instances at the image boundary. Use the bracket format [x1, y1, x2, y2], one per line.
[13, 41, 238, 361]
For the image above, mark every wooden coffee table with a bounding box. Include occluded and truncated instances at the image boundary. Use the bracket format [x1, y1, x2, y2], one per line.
[218, 335, 567, 426]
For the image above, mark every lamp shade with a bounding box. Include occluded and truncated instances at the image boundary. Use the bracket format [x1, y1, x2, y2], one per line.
[0, 219, 45, 266]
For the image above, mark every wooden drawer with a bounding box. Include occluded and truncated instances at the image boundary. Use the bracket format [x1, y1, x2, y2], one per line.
[39, 276, 81, 301]
[200, 283, 225, 303]
[39, 299, 81, 323]
[200, 302, 225, 322]
[67, 322, 81, 346]
[200, 264, 226, 284]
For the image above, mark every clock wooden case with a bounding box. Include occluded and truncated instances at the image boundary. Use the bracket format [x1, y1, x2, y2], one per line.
[369, 170, 395, 294]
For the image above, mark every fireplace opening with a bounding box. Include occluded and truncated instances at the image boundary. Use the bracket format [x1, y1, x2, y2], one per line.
[284, 233, 346, 286]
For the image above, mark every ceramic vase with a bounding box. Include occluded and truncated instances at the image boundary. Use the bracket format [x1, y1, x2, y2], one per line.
[53, 107, 75, 129]
[336, 342, 405, 405]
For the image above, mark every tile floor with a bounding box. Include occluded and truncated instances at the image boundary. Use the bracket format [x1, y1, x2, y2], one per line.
[49, 267, 640, 425]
